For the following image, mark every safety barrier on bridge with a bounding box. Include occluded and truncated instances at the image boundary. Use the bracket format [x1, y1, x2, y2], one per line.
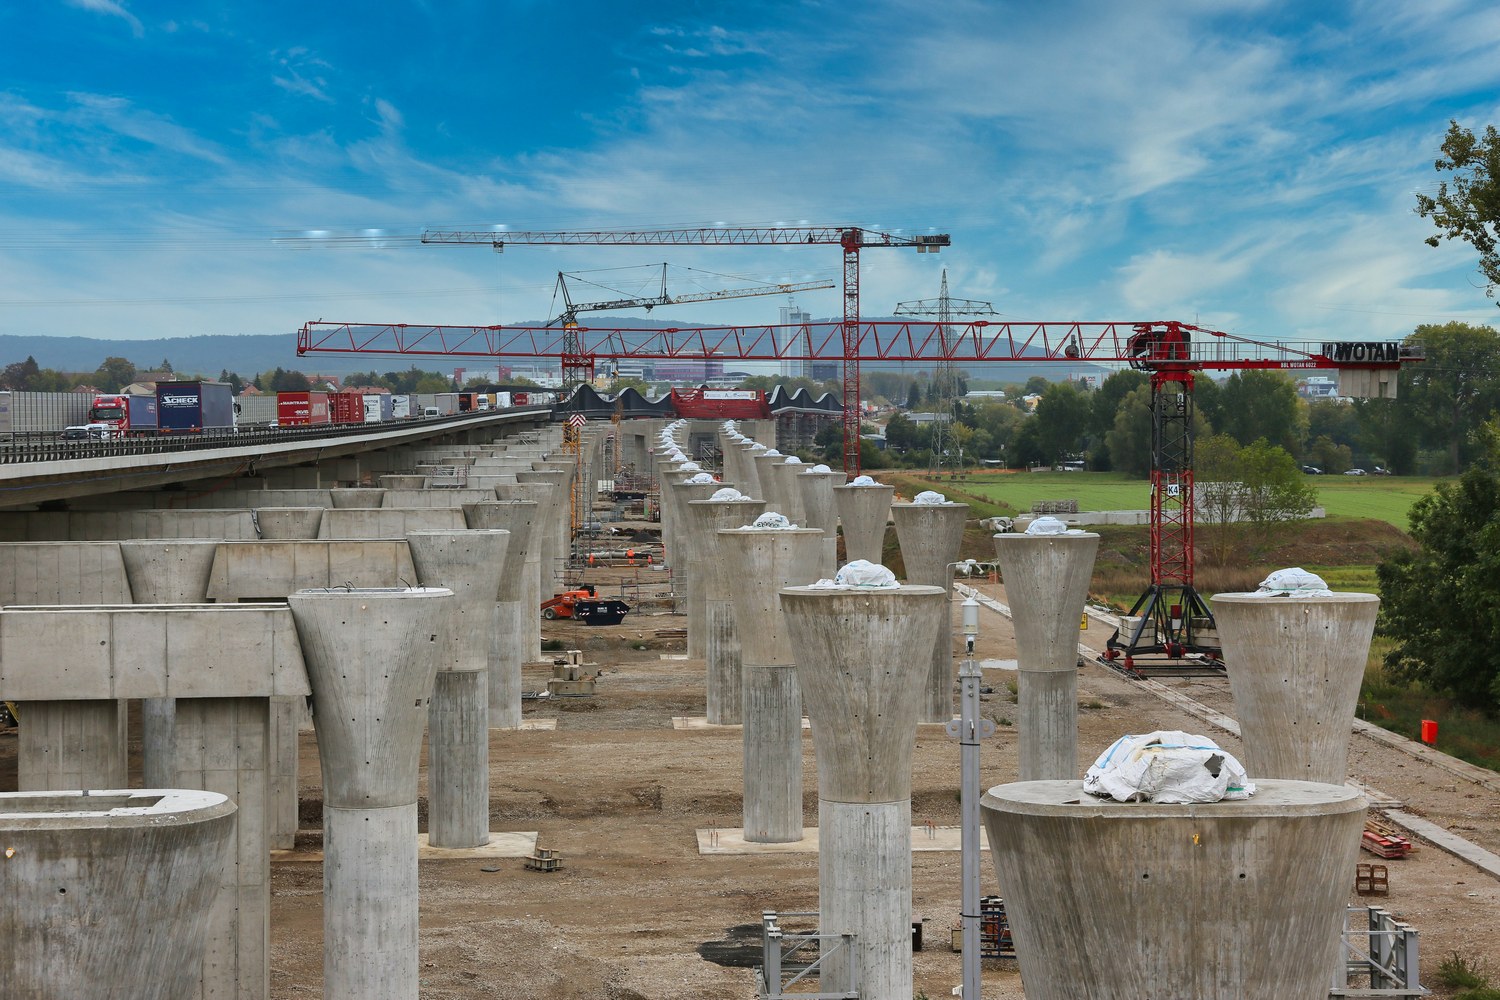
[0, 407, 551, 465]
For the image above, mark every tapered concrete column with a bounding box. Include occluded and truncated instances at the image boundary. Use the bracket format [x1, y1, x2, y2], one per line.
[406, 531, 510, 848]
[795, 469, 843, 578]
[494, 484, 550, 663]
[671, 479, 725, 659]
[253, 507, 323, 540]
[735, 442, 763, 498]
[718, 433, 743, 486]
[992, 532, 1100, 780]
[656, 465, 697, 573]
[287, 587, 452, 1000]
[981, 779, 1367, 999]
[769, 459, 809, 525]
[718, 528, 823, 842]
[464, 501, 538, 728]
[16, 700, 128, 790]
[120, 538, 221, 790]
[832, 482, 894, 564]
[780, 584, 947, 1000]
[517, 469, 569, 591]
[752, 453, 789, 513]
[0, 789, 236, 1000]
[686, 497, 767, 723]
[1212, 592, 1380, 783]
[328, 488, 386, 508]
[892, 501, 970, 723]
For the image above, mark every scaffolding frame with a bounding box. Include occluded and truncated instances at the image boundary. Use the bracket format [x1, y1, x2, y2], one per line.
[1331, 906, 1427, 998]
[753, 911, 859, 1000]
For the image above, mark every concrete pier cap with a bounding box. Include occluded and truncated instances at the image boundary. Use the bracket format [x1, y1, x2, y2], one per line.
[779, 583, 947, 1000]
[286, 586, 452, 1000]
[832, 481, 894, 565]
[328, 487, 386, 508]
[891, 499, 970, 724]
[0, 788, 236, 1000]
[254, 506, 324, 540]
[981, 779, 1367, 1000]
[1212, 591, 1380, 784]
[686, 495, 769, 724]
[992, 530, 1101, 780]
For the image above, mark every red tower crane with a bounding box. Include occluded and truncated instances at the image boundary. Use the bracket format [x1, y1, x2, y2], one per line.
[298, 316, 1421, 669]
[418, 225, 951, 471]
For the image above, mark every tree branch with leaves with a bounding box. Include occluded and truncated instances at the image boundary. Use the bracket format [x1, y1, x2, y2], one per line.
[1416, 120, 1500, 303]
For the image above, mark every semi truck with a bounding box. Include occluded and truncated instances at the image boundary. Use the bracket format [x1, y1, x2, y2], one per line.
[362, 394, 395, 423]
[391, 394, 413, 419]
[87, 394, 158, 435]
[155, 381, 236, 433]
[276, 391, 331, 426]
[433, 392, 459, 416]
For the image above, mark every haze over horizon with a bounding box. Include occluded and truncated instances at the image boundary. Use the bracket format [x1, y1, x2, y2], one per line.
[4, 1, 1500, 356]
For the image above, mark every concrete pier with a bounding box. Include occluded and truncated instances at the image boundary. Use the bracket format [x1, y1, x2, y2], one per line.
[1212, 592, 1380, 783]
[795, 468, 843, 578]
[832, 482, 894, 564]
[119, 538, 221, 789]
[670, 478, 726, 659]
[253, 507, 324, 540]
[779, 584, 947, 1000]
[684, 496, 767, 724]
[891, 501, 970, 723]
[13, 699, 128, 791]
[463, 500, 539, 728]
[734, 441, 763, 498]
[752, 452, 789, 514]
[1, 602, 310, 1000]
[0, 788, 236, 1000]
[516, 469, 570, 592]
[493, 483, 550, 662]
[769, 458, 808, 525]
[287, 587, 452, 1000]
[981, 779, 1367, 999]
[406, 530, 511, 848]
[718, 527, 824, 841]
[991, 531, 1100, 780]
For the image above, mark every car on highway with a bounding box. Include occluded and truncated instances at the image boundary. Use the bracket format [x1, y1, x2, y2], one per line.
[59, 423, 115, 441]
[1302, 465, 1323, 474]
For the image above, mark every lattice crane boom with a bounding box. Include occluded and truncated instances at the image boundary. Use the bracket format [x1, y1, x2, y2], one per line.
[417, 224, 950, 471]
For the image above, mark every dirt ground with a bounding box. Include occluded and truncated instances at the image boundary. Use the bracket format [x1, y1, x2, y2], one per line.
[4, 566, 1498, 998]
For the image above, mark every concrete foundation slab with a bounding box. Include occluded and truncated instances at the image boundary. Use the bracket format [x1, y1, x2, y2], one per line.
[695, 825, 987, 854]
[272, 831, 540, 863]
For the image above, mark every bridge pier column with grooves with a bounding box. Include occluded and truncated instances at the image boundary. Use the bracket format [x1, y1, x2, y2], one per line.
[991, 531, 1100, 780]
[685, 496, 767, 724]
[795, 468, 843, 579]
[831, 482, 894, 565]
[517, 468, 570, 594]
[780, 584, 947, 1000]
[406, 530, 510, 848]
[463, 501, 539, 729]
[0, 789, 236, 1000]
[719, 527, 824, 841]
[769, 459, 809, 525]
[670, 479, 726, 660]
[287, 587, 452, 1000]
[981, 779, 1367, 999]
[734, 441, 763, 498]
[891, 501, 969, 724]
[751, 452, 789, 514]
[1211, 592, 1380, 782]
[118, 538, 220, 789]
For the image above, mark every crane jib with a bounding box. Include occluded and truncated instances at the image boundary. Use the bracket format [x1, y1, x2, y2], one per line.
[1320, 341, 1407, 364]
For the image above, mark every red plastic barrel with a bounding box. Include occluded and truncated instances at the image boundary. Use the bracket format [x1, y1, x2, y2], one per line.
[1420, 719, 1438, 744]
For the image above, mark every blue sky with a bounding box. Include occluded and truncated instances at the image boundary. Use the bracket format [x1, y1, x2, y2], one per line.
[3, 0, 1499, 363]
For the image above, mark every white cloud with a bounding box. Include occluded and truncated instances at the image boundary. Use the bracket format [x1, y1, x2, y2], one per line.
[66, 0, 143, 38]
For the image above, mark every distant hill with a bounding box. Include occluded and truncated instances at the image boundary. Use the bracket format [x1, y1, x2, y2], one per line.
[0, 317, 1109, 383]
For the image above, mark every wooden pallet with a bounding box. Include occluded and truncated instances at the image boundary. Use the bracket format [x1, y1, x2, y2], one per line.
[524, 847, 564, 873]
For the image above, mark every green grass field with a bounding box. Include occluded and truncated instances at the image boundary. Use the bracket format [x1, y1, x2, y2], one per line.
[951, 470, 1444, 530]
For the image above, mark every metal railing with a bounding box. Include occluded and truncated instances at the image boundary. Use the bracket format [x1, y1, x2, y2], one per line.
[754, 911, 859, 1000]
[0, 407, 551, 465]
[1331, 905, 1427, 998]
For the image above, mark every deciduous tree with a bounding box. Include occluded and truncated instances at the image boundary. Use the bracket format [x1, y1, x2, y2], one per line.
[1415, 120, 1500, 303]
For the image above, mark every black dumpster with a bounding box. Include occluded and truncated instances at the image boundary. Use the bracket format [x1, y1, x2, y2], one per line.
[573, 599, 631, 626]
